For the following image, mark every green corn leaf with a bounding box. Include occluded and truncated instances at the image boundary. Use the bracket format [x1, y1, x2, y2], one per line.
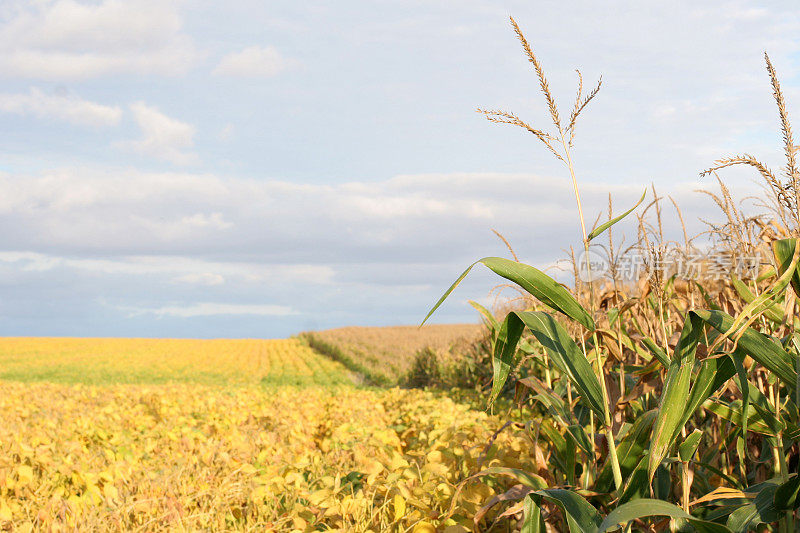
[422, 257, 594, 330]
[726, 480, 781, 532]
[463, 466, 549, 490]
[599, 499, 732, 532]
[704, 400, 777, 436]
[513, 310, 607, 418]
[694, 281, 723, 311]
[563, 429, 578, 486]
[730, 275, 784, 323]
[708, 239, 800, 351]
[731, 352, 751, 452]
[539, 420, 580, 486]
[639, 336, 670, 368]
[539, 420, 570, 477]
[672, 312, 705, 364]
[678, 354, 736, 430]
[774, 475, 800, 511]
[693, 461, 742, 489]
[531, 489, 602, 533]
[653, 464, 672, 500]
[469, 300, 500, 335]
[739, 380, 785, 434]
[518, 376, 573, 424]
[566, 424, 594, 457]
[521, 495, 545, 533]
[694, 309, 797, 387]
[596, 410, 656, 493]
[587, 189, 646, 242]
[619, 456, 649, 503]
[648, 312, 703, 482]
[773, 237, 800, 298]
[489, 312, 526, 404]
[678, 429, 703, 461]
[757, 266, 776, 282]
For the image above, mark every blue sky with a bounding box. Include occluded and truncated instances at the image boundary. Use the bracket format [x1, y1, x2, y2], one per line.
[0, 0, 797, 338]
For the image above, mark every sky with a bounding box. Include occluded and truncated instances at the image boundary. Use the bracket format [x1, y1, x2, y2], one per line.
[0, 0, 798, 338]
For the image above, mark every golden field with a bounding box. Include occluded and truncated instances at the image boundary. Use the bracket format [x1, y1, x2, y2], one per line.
[0, 337, 353, 386]
[0, 337, 528, 532]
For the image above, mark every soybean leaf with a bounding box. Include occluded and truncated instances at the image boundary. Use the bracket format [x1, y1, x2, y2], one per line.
[587, 189, 646, 242]
[422, 257, 594, 330]
[446, 466, 549, 519]
[474, 485, 535, 526]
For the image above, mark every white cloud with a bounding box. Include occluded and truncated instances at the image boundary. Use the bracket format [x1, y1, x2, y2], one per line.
[125, 302, 298, 318]
[173, 272, 225, 286]
[121, 103, 198, 165]
[0, 165, 765, 335]
[213, 46, 291, 78]
[180, 212, 233, 230]
[0, 0, 199, 80]
[0, 87, 121, 126]
[0, 251, 335, 286]
[0, 166, 744, 266]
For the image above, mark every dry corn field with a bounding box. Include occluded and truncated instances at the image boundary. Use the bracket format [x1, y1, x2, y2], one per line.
[0, 336, 529, 532]
[300, 324, 483, 385]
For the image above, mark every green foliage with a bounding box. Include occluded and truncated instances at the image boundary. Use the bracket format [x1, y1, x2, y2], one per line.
[403, 348, 442, 388]
[421, 18, 800, 531]
[587, 189, 646, 241]
[424, 256, 595, 330]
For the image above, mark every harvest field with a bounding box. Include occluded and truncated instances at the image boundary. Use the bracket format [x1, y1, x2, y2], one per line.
[0, 336, 529, 532]
[0, 337, 354, 386]
[5, 7, 800, 533]
[300, 324, 483, 385]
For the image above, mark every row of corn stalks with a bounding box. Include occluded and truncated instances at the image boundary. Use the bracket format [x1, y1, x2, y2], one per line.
[424, 17, 800, 532]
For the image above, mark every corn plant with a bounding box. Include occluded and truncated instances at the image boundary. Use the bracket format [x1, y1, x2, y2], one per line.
[425, 17, 800, 532]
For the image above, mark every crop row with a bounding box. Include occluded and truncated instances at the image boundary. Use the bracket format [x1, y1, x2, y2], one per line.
[0, 382, 530, 531]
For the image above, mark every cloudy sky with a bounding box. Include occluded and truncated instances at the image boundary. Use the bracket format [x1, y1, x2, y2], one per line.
[0, 0, 797, 338]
